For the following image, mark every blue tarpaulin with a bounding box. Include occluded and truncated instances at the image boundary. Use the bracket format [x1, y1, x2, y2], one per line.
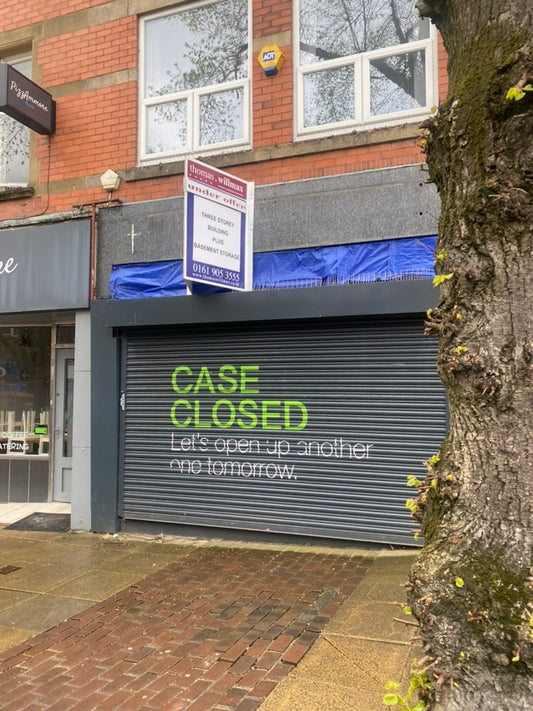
[109, 236, 437, 299]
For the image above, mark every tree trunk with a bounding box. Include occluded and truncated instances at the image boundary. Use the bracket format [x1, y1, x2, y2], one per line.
[407, 1, 533, 709]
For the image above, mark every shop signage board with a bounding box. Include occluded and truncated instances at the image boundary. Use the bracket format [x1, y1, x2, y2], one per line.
[0, 220, 90, 312]
[0, 64, 56, 135]
[183, 158, 254, 292]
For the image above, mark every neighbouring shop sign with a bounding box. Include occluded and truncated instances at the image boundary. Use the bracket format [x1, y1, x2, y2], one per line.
[0, 64, 56, 135]
[0, 220, 90, 313]
[184, 158, 254, 292]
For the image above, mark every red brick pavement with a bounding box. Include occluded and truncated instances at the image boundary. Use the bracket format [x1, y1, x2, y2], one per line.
[0, 546, 372, 710]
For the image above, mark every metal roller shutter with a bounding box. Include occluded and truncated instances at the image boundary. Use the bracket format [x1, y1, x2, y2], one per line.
[120, 315, 447, 544]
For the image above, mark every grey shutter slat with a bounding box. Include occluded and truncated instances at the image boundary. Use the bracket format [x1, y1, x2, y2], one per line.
[121, 316, 447, 544]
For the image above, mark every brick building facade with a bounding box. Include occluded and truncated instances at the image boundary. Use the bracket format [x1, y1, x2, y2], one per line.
[0, 1, 449, 543]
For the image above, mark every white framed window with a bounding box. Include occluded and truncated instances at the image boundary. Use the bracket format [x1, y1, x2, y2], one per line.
[295, 0, 437, 138]
[139, 0, 250, 164]
[0, 55, 31, 186]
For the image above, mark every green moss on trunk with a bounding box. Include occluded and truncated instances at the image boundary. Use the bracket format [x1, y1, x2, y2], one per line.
[410, 1, 533, 708]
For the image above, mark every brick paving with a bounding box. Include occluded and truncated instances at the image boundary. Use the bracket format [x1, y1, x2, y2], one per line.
[0, 545, 372, 710]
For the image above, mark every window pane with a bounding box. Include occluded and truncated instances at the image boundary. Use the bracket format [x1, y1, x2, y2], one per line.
[145, 0, 248, 98]
[0, 326, 51, 457]
[370, 51, 426, 116]
[199, 87, 244, 146]
[146, 101, 188, 154]
[299, 0, 429, 64]
[56, 325, 75, 344]
[62, 358, 74, 458]
[303, 66, 355, 127]
[0, 58, 31, 185]
[0, 118, 30, 183]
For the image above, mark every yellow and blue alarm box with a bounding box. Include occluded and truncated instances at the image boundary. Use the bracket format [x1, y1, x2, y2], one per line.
[257, 45, 285, 77]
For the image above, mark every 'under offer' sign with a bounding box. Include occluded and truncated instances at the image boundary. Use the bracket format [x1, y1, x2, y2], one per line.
[184, 158, 254, 292]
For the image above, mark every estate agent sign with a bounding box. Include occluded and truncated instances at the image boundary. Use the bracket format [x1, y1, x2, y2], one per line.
[184, 158, 254, 291]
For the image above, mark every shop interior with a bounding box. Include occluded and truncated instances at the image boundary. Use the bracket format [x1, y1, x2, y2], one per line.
[0, 326, 51, 458]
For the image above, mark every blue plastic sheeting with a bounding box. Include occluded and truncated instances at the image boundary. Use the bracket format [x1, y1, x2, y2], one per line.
[110, 260, 187, 298]
[109, 235, 437, 299]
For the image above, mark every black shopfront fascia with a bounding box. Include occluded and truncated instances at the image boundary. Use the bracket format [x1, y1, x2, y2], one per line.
[0, 220, 90, 313]
[91, 280, 441, 537]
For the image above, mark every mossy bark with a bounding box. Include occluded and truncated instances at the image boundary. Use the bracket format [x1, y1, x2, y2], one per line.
[407, 1, 533, 709]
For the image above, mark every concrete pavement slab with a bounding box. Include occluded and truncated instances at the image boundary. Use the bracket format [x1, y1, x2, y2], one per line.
[0, 594, 94, 634]
[50, 567, 166, 601]
[0, 560, 93, 594]
[0, 589, 37, 612]
[0, 625, 32, 653]
[345, 550, 416, 602]
[257, 636, 414, 711]
[324, 600, 415, 643]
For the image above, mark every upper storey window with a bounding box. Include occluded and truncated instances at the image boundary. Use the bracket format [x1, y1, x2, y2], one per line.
[0, 56, 31, 186]
[140, 0, 250, 163]
[296, 0, 436, 137]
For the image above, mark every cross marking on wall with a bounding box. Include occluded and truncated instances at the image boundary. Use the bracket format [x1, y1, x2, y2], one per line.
[129, 224, 140, 254]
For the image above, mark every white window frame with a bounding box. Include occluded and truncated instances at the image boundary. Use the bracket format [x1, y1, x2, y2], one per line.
[294, 3, 438, 140]
[0, 53, 32, 187]
[139, 0, 251, 165]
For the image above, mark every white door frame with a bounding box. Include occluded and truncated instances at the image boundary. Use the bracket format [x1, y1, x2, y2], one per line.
[53, 348, 74, 502]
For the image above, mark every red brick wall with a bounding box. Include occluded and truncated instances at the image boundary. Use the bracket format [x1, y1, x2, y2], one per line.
[38, 18, 137, 87]
[0, 0, 109, 34]
[0, 0, 447, 221]
[254, 0, 292, 36]
[437, 33, 449, 102]
[253, 44, 294, 149]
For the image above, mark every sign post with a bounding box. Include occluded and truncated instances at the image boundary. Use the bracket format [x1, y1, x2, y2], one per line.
[184, 158, 254, 292]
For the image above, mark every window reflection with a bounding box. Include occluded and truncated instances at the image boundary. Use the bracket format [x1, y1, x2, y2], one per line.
[0, 327, 51, 456]
[0, 57, 31, 186]
[141, 0, 249, 159]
